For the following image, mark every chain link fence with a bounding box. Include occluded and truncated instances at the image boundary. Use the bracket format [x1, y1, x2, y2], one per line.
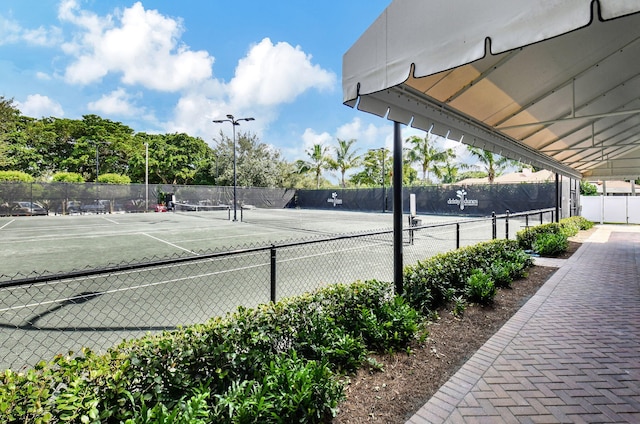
[0, 209, 555, 371]
[0, 181, 295, 215]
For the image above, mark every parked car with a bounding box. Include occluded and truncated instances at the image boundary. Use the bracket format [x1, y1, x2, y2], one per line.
[7, 201, 48, 216]
[81, 200, 110, 214]
[56, 200, 82, 215]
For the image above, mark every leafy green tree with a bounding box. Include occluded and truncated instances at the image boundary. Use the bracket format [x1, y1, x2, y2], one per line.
[296, 144, 332, 189]
[580, 181, 598, 196]
[406, 134, 455, 183]
[439, 159, 469, 184]
[466, 147, 515, 183]
[0, 170, 33, 182]
[52, 172, 84, 183]
[328, 138, 360, 188]
[350, 148, 390, 186]
[457, 170, 488, 180]
[59, 115, 135, 181]
[0, 96, 20, 169]
[211, 131, 286, 187]
[98, 173, 131, 184]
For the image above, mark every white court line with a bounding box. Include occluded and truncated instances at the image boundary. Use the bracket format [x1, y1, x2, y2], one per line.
[141, 233, 199, 255]
[0, 220, 15, 230]
[100, 216, 120, 225]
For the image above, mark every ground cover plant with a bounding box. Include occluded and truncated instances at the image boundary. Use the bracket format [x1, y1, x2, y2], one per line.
[0, 238, 543, 423]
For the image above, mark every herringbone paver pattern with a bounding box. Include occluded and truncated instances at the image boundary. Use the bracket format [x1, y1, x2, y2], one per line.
[408, 227, 640, 423]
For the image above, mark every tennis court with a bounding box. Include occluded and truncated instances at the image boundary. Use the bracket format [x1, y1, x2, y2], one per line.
[0, 208, 475, 278]
[1, 208, 545, 370]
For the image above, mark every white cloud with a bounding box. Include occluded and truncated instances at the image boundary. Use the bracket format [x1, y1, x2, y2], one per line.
[59, 1, 213, 91]
[0, 15, 61, 46]
[336, 117, 392, 150]
[36, 72, 52, 80]
[87, 88, 143, 116]
[167, 38, 336, 141]
[301, 128, 333, 150]
[229, 38, 336, 108]
[17, 94, 64, 117]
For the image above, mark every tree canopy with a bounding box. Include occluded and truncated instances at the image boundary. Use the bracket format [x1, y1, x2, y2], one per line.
[0, 98, 539, 189]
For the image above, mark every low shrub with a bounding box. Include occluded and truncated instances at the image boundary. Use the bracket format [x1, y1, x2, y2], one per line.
[532, 232, 568, 257]
[0, 280, 420, 424]
[560, 216, 593, 231]
[516, 222, 563, 250]
[489, 261, 513, 288]
[518, 217, 593, 250]
[403, 239, 531, 314]
[465, 269, 496, 305]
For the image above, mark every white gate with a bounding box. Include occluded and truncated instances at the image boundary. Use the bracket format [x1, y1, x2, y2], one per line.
[580, 195, 640, 224]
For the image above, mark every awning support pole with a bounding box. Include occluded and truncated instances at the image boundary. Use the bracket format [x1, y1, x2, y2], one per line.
[393, 121, 404, 295]
[555, 173, 560, 222]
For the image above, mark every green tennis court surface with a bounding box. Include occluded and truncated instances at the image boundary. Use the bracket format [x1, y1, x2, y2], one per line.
[0, 209, 471, 278]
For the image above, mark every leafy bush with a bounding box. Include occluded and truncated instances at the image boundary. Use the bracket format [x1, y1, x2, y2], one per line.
[0, 279, 420, 424]
[532, 232, 568, 257]
[52, 172, 84, 183]
[518, 218, 593, 250]
[516, 223, 563, 250]
[488, 261, 513, 288]
[403, 239, 531, 314]
[580, 181, 598, 196]
[97, 173, 131, 184]
[560, 216, 593, 231]
[0, 170, 34, 182]
[466, 270, 496, 305]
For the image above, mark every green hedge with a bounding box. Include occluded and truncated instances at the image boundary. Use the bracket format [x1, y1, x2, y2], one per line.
[0, 280, 418, 423]
[403, 239, 532, 314]
[516, 216, 593, 255]
[1, 236, 548, 423]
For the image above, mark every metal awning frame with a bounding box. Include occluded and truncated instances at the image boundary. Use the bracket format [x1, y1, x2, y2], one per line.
[351, 84, 583, 179]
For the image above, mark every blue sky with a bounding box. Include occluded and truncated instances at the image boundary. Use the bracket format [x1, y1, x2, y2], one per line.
[0, 0, 463, 170]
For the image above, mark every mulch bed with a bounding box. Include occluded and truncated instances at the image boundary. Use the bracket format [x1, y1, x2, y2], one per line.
[333, 239, 583, 423]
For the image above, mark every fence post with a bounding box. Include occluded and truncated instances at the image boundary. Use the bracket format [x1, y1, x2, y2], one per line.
[456, 223, 460, 249]
[540, 211, 543, 225]
[505, 209, 510, 239]
[270, 246, 277, 303]
[525, 214, 529, 228]
[492, 211, 497, 239]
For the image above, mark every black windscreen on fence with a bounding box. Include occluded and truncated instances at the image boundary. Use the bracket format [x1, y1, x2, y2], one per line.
[293, 183, 556, 215]
[0, 182, 296, 214]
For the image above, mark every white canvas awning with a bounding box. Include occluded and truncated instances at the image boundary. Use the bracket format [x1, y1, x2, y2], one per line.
[343, 0, 640, 180]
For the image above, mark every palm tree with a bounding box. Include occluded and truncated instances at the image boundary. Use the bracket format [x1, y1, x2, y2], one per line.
[329, 138, 360, 187]
[406, 134, 455, 183]
[295, 143, 331, 189]
[466, 146, 515, 183]
[438, 158, 468, 184]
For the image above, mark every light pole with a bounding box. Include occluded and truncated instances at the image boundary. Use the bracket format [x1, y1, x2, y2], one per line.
[369, 148, 386, 213]
[145, 142, 149, 212]
[212, 114, 255, 221]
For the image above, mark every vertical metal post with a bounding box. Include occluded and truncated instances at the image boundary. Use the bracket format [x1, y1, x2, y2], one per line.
[540, 211, 544, 225]
[456, 223, 460, 249]
[505, 209, 510, 239]
[145, 142, 149, 212]
[270, 246, 277, 303]
[232, 122, 238, 222]
[381, 150, 385, 213]
[525, 214, 529, 228]
[555, 173, 560, 223]
[492, 211, 497, 239]
[393, 121, 403, 295]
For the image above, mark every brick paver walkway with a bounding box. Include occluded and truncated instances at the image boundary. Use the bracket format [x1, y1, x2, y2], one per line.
[408, 226, 640, 423]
